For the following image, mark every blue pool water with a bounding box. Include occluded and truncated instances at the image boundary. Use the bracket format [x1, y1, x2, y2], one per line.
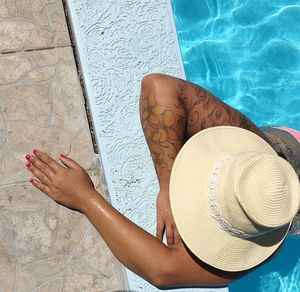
[171, 0, 300, 291]
[171, 0, 300, 130]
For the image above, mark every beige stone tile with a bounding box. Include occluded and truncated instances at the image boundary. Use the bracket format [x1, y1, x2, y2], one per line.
[32, 0, 49, 25]
[9, 213, 54, 264]
[15, 264, 42, 292]
[28, 66, 56, 81]
[36, 275, 64, 292]
[0, 241, 15, 292]
[53, 206, 89, 254]
[1, 82, 51, 123]
[69, 130, 96, 169]
[59, 46, 75, 62]
[0, 21, 55, 53]
[29, 256, 65, 277]
[0, 47, 90, 182]
[75, 223, 126, 291]
[47, 1, 70, 45]
[45, 213, 58, 230]
[0, 110, 6, 147]
[0, 213, 9, 240]
[0, 0, 32, 18]
[0, 17, 125, 288]
[51, 59, 88, 134]
[7, 122, 71, 163]
[42, 0, 59, 4]
[63, 272, 105, 292]
[0, 145, 26, 185]
[0, 183, 57, 213]
[0, 123, 71, 184]
[81, 231, 123, 280]
[77, 225, 100, 255]
[0, 53, 32, 85]
[65, 254, 97, 275]
[0, 0, 70, 52]
[0, 48, 88, 132]
[28, 48, 59, 67]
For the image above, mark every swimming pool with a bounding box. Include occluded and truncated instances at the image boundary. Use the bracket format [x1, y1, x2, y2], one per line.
[171, 0, 300, 291]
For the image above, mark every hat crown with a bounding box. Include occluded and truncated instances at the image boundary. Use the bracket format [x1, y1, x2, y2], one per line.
[217, 152, 299, 237]
[236, 153, 295, 228]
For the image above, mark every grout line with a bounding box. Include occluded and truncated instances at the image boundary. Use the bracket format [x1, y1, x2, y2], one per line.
[0, 180, 29, 188]
[0, 45, 70, 55]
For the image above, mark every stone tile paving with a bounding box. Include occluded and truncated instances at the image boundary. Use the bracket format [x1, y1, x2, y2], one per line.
[0, 1, 126, 291]
[0, 0, 70, 53]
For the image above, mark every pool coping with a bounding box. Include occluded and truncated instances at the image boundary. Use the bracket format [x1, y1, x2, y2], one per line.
[65, 0, 228, 291]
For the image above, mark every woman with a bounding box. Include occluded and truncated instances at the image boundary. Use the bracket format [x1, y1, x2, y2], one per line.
[139, 74, 300, 244]
[25, 74, 300, 288]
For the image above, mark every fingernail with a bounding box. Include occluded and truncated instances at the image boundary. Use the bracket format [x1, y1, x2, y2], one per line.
[60, 154, 66, 158]
[26, 162, 32, 168]
[29, 178, 34, 183]
[33, 149, 38, 155]
[25, 154, 31, 161]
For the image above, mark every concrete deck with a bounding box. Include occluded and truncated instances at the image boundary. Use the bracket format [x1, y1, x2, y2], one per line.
[0, 0, 126, 291]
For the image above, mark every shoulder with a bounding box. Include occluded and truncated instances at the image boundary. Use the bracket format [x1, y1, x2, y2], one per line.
[260, 126, 300, 179]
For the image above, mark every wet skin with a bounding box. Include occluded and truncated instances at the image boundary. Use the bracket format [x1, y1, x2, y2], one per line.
[25, 74, 282, 287]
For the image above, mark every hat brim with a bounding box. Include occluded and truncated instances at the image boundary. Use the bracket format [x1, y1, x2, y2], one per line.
[170, 126, 290, 272]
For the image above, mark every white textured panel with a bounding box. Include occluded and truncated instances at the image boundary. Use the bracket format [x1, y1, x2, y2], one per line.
[66, 0, 228, 291]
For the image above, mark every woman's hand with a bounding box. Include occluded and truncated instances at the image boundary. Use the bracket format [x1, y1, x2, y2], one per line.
[156, 190, 181, 245]
[25, 149, 97, 213]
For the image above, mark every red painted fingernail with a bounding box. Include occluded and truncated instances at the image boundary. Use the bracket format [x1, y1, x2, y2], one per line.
[60, 154, 66, 158]
[26, 162, 32, 168]
[33, 149, 38, 155]
[29, 178, 34, 183]
[25, 154, 31, 161]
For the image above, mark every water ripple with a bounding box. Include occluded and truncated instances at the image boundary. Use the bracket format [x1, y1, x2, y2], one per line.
[173, 0, 300, 129]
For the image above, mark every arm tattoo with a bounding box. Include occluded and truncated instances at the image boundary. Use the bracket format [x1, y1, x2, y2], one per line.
[141, 93, 185, 177]
[177, 81, 264, 139]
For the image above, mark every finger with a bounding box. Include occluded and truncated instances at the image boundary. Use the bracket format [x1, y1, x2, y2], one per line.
[59, 154, 82, 169]
[156, 220, 164, 241]
[166, 224, 174, 246]
[29, 178, 51, 195]
[173, 224, 181, 244]
[32, 149, 62, 172]
[26, 162, 52, 186]
[26, 155, 55, 180]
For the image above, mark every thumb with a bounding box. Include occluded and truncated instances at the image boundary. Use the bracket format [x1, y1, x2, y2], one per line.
[59, 154, 81, 169]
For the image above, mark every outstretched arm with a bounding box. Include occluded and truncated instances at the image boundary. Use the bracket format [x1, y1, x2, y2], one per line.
[25, 150, 237, 288]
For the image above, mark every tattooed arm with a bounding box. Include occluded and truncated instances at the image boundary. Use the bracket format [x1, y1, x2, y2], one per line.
[140, 86, 186, 245]
[139, 74, 268, 245]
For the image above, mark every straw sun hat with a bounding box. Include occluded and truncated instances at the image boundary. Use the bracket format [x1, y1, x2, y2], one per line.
[170, 126, 300, 272]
